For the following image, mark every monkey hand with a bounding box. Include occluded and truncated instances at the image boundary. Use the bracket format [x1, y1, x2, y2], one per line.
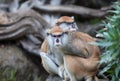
[58, 65, 65, 79]
[58, 65, 70, 81]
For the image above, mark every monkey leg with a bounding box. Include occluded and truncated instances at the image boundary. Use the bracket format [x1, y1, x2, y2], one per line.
[63, 56, 77, 81]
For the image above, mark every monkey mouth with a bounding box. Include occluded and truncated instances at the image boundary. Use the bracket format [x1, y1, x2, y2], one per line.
[54, 44, 62, 48]
[56, 45, 61, 47]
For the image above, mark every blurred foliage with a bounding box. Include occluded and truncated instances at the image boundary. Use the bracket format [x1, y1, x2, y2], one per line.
[0, 0, 4, 3]
[89, 18, 101, 24]
[97, 1, 120, 81]
[0, 67, 41, 81]
[0, 68, 17, 81]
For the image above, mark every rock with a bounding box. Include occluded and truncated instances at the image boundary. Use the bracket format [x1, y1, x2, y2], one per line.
[46, 75, 63, 81]
[0, 43, 48, 81]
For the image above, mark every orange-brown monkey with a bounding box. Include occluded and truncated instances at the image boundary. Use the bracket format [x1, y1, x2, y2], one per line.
[55, 16, 78, 32]
[40, 16, 79, 77]
[45, 26, 100, 81]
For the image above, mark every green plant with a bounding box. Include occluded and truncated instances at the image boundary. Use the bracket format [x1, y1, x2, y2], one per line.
[9, 69, 17, 81]
[0, 67, 42, 81]
[97, 2, 120, 81]
[1, 68, 17, 81]
[34, 77, 41, 81]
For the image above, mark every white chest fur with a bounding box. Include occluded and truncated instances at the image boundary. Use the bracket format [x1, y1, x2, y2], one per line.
[52, 48, 64, 65]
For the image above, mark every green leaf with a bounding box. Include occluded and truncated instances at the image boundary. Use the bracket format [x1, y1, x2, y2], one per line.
[97, 1, 120, 80]
[115, 64, 120, 78]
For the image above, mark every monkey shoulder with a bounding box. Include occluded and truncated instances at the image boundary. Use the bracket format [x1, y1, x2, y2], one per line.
[69, 31, 95, 42]
[64, 32, 99, 58]
[40, 39, 49, 53]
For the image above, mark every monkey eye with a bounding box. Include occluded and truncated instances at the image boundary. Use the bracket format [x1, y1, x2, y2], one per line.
[67, 22, 74, 24]
[51, 35, 56, 37]
[47, 32, 50, 36]
[57, 34, 63, 37]
[51, 34, 63, 37]
[63, 31, 68, 34]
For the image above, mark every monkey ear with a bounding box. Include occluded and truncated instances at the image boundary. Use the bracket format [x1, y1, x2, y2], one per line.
[71, 16, 74, 20]
[45, 29, 51, 36]
[64, 31, 68, 34]
[74, 22, 78, 30]
[47, 32, 50, 36]
[64, 30, 69, 34]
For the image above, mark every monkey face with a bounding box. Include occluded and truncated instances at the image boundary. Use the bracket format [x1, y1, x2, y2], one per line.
[58, 22, 78, 32]
[47, 32, 68, 48]
[46, 26, 69, 48]
[56, 16, 78, 32]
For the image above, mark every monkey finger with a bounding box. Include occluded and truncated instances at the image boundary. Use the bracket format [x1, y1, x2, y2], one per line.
[58, 65, 65, 79]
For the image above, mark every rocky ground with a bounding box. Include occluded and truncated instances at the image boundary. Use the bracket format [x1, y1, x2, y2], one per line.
[0, 43, 48, 81]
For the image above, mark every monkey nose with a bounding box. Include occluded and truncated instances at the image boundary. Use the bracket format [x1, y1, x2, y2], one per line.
[56, 39, 59, 43]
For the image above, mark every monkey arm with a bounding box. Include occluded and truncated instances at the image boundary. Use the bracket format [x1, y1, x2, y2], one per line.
[41, 53, 68, 79]
[62, 32, 96, 58]
[63, 46, 89, 58]
[40, 39, 60, 75]
[40, 39, 48, 53]
[63, 38, 90, 58]
[40, 52, 59, 75]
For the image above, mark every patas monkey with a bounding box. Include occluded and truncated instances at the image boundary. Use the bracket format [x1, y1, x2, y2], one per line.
[40, 16, 79, 77]
[45, 26, 100, 81]
[56, 16, 78, 32]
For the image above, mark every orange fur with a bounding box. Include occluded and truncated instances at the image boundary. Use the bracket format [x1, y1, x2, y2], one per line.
[40, 39, 48, 53]
[57, 16, 74, 23]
